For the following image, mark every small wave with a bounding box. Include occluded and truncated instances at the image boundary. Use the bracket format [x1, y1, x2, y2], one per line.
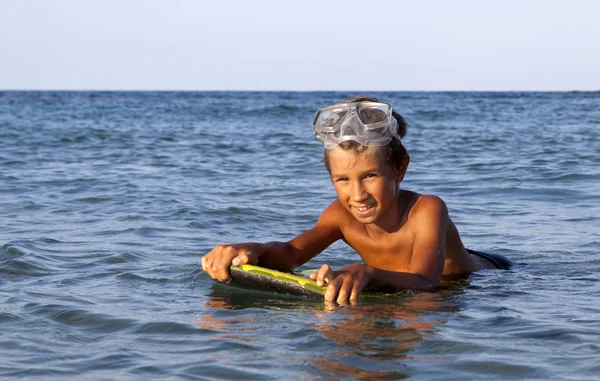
[60, 135, 88, 143]
[0, 312, 23, 324]
[95, 226, 176, 238]
[75, 196, 111, 204]
[1, 160, 27, 166]
[547, 172, 600, 182]
[99, 251, 148, 265]
[23, 303, 137, 334]
[132, 321, 202, 335]
[241, 104, 301, 117]
[116, 272, 170, 283]
[0, 243, 54, 278]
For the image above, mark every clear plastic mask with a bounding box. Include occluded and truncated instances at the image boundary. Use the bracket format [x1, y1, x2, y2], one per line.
[313, 102, 400, 148]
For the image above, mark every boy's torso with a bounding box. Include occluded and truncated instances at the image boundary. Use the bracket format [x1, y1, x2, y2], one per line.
[334, 191, 481, 276]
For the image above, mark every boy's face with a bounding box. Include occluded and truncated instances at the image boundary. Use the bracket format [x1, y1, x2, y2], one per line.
[328, 146, 407, 225]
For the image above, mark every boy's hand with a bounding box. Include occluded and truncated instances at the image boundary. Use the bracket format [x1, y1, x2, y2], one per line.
[201, 244, 259, 283]
[311, 263, 372, 304]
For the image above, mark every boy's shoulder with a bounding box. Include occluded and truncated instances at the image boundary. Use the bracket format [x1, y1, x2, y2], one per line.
[321, 199, 352, 220]
[404, 191, 448, 222]
[317, 199, 359, 230]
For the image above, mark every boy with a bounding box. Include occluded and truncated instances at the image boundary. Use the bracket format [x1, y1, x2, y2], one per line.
[202, 97, 511, 304]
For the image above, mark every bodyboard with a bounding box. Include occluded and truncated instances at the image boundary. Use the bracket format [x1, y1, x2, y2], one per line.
[228, 264, 407, 299]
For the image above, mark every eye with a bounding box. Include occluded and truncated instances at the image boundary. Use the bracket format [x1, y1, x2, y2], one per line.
[365, 173, 377, 179]
[335, 177, 349, 182]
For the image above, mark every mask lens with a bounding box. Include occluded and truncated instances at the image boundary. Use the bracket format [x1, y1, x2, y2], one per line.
[358, 106, 389, 125]
[314, 109, 348, 131]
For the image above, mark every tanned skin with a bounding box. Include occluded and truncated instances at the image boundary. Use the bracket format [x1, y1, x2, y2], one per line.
[202, 146, 495, 304]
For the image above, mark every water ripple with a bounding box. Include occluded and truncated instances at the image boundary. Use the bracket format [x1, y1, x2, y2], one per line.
[1, 91, 599, 380]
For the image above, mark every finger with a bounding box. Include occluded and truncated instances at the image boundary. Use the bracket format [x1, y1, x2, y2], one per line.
[217, 245, 241, 282]
[203, 257, 216, 278]
[336, 277, 354, 304]
[203, 246, 223, 280]
[232, 250, 258, 266]
[349, 281, 364, 301]
[219, 263, 232, 283]
[201, 247, 216, 273]
[325, 278, 342, 303]
[231, 255, 242, 266]
[211, 259, 231, 283]
[316, 264, 333, 287]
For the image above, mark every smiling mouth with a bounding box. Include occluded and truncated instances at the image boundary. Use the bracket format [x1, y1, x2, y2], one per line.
[353, 204, 376, 216]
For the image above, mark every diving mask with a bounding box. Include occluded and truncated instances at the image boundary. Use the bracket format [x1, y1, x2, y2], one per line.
[312, 101, 401, 148]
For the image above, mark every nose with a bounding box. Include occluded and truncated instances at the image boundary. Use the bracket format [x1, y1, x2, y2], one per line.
[350, 180, 368, 202]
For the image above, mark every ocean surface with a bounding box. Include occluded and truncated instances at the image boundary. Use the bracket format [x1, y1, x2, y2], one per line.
[1, 91, 599, 380]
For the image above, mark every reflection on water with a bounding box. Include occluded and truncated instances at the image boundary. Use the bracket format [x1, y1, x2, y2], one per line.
[199, 284, 464, 380]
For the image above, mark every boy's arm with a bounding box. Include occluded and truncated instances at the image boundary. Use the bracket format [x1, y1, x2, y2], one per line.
[404, 194, 448, 286]
[268, 204, 344, 272]
[202, 201, 344, 282]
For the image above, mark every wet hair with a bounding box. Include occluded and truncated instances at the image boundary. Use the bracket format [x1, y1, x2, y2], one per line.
[323, 96, 408, 173]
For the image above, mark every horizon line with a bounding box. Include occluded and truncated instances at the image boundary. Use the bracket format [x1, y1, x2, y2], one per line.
[2, 89, 599, 93]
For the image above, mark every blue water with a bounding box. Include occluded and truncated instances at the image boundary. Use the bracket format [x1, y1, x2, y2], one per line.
[1, 91, 599, 380]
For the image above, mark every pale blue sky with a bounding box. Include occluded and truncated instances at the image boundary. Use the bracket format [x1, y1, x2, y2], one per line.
[1, 0, 599, 91]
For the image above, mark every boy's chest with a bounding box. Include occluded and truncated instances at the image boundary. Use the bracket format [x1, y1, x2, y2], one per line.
[342, 224, 415, 272]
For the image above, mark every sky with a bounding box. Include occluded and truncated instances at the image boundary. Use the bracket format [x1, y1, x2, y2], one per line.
[1, 0, 599, 91]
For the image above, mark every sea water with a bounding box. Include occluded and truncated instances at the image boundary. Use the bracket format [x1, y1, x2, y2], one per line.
[1, 91, 599, 380]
